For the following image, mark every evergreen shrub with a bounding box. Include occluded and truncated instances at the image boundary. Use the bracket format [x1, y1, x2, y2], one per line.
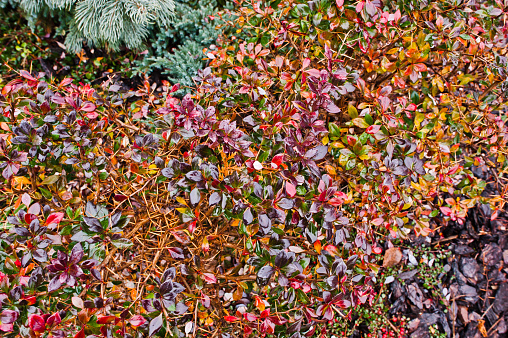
[134, 0, 234, 91]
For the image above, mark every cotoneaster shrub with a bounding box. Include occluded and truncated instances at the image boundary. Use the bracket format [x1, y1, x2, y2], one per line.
[0, 0, 507, 338]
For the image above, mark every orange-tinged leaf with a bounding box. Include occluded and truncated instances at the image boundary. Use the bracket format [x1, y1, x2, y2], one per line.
[254, 296, 265, 311]
[414, 63, 427, 72]
[314, 240, 322, 254]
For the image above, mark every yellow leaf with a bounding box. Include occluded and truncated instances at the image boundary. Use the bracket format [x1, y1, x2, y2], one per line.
[13, 176, 31, 185]
[175, 208, 188, 214]
[230, 219, 241, 227]
[176, 197, 188, 206]
[324, 165, 336, 175]
[322, 135, 329, 145]
[348, 105, 358, 118]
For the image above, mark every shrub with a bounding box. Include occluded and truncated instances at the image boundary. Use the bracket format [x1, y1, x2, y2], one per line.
[134, 0, 234, 91]
[6, 0, 175, 52]
[0, 0, 507, 337]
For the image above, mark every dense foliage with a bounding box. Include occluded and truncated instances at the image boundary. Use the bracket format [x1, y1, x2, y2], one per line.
[0, 0, 507, 337]
[9, 0, 175, 52]
[134, 0, 234, 89]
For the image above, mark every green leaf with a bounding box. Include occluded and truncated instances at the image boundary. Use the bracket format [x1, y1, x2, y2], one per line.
[41, 175, 59, 185]
[364, 113, 373, 125]
[348, 105, 358, 118]
[296, 185, 307, 196]
[40, 187, 53, 199]
[352, 118, 369, 129]
[328, 122, 340, 137]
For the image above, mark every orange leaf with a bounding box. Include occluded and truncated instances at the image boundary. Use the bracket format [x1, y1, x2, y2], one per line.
[314, 240, 322, 254]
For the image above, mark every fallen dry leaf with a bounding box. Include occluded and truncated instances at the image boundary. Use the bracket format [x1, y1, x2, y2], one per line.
[478, 319, 487, 337]
[383, 247, 402, 267]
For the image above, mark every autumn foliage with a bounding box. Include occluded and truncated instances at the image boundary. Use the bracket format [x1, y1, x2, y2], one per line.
[0, 0, 507, 337]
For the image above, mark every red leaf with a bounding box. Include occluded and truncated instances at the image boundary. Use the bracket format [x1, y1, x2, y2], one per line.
[97, 315, 117, 324]
[271, 154, 284, 167]
[366, 125, 381, 134]
[286, 182, 296, 197]
[46, 212, 64, 226]
[328, 197, 344, 206]
[114, 194, 129, 202]
[224, 316, 240, 322]
[60, 78, 74, 87]
[129, 315, 147, 327]
[406, 103, 417, 111]
[46, 312, 61, 327]
[74, 327, 85, 338]
[202, 273, 217, 284]
[305, 68, 321, 77]
[414, 63, 427, 72]
[188, 220, 197, 234]
[243, 313, 257, 322]
[260, 309, 270, 319]
[356, 1, 364, 12]
[28, 314, 45, 332]
[171, 84, 180, 93]
[302, 58, 311, 69]
[80, 102, 96, 112]
[0, 323, 13, 332]
[20, 70, 37, 81]
[86, 112, 98, 119]
[440, 207, 452, 216]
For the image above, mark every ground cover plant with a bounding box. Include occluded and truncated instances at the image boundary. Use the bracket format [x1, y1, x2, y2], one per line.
[0, 0, 508, 337]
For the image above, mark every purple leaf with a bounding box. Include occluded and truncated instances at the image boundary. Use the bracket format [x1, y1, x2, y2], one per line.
[189, 188, 201, 207]
[149, 314, 163, 337]
[185, 170, 203, 182]
[209, 192, 221, 206]
[48, 275, 62, 292]
[70, 243, 84, 264]
[257, 265, 275, 286]
[277, 198, 294, 210]
[168, 247, 185, 259]
[0, 310, 18, 324]
[243, 208, 253, 224]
